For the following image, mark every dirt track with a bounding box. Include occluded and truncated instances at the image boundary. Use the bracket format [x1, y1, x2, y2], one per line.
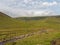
[0, 30, 48, 45]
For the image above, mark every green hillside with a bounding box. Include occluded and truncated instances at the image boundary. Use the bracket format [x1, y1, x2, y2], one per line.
[16, 16, 60, 29]
[0, 12, 60, 29]
[16, 16, 47, 20]
[0, 12, 17, 29]
[0, 12, 41, 42]
[0, 12, 27, 29]
[14, 16, 60, 45]
[0, 12, 60, 45]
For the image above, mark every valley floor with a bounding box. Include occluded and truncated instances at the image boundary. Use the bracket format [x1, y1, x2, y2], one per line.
[0, 28, 60, 45]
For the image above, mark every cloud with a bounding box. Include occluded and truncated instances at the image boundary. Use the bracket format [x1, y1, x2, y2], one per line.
[24, 0, 32, 3]
[30, 10, 56, 16]
[0, 0, 58, 9]
[20, 1, 58, 9]
[0, 0, 60, 17]
[42, 1, 57, 7]
[5, 8, 55, 17]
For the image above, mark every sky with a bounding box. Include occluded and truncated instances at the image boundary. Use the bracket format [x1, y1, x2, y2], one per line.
[0, 0, 60, 17]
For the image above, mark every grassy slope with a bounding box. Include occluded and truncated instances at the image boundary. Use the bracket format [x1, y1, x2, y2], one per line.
[0, 12, 42, 41]
[5, 17, 60, 45]
[16, 30, 60, 45]
[15, 16, 60, 45]
[6, 17, 60, 45]
[0, 12, 60, 45]
[0, 12, 26, 29]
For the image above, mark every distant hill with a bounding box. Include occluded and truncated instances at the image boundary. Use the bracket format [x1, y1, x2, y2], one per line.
[0, 12, 25, 29]
[0, 12, 60, 29]
[16, 17, 47, 20]
[16, 16, 60, 21]
[0, 12, 14, 28]
[0, 12, 37, 29]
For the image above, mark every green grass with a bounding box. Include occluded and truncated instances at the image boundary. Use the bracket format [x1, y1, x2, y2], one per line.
[15, 29, 60, 45]
[0, 12, 60, 45]
[5, 17, 60, 45]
